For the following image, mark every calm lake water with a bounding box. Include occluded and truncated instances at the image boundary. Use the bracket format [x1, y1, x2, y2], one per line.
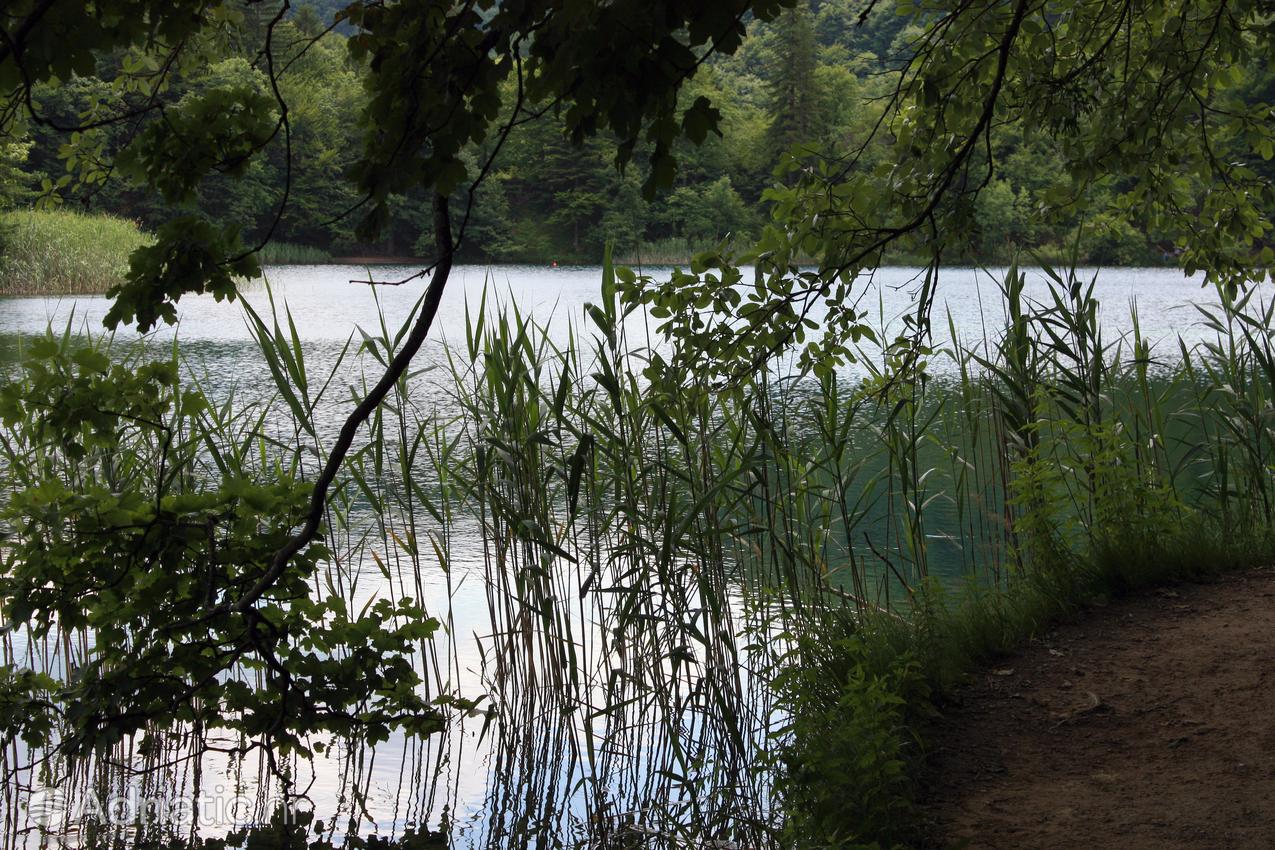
[0, 264, 1231, 847]
[0, 262, 1225, 361]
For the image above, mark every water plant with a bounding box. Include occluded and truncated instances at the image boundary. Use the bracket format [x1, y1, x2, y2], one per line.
[0, 257, 1272, 848]
[254, 241, 333, 266]
[0, 209, 151, 295]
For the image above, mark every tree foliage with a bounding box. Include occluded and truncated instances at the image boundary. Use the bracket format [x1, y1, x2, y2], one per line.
[5, 3, 1272, 265]
[629, 0, 1274, 383]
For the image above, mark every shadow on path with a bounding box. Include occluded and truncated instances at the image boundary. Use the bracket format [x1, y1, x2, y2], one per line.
[922, 565, 1275, 849]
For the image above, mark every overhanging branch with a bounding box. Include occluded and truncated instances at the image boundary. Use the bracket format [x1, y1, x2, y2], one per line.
[233, 193, 456, 613]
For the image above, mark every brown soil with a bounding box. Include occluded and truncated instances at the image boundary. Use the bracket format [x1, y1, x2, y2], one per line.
[921, 565, 1275, 850]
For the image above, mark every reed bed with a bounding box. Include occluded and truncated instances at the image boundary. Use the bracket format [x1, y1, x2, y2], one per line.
[0, 260, 1272, 848]
[254, 240, 332, 265]
[0, 209, 150, 295]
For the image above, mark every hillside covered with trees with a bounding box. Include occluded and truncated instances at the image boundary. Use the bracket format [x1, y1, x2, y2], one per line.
[4, 0, 1269, 265]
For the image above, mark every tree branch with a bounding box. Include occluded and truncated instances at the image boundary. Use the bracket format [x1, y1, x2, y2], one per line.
[233, 193, 456, 613]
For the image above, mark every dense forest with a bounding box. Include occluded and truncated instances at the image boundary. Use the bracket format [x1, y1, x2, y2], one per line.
[1, 1, 1272, 264]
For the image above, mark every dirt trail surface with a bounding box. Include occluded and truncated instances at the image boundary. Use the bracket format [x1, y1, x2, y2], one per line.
[922, 566, 1275, 850]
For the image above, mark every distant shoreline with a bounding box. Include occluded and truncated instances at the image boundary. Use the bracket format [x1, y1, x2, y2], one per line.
[328, 255, 430, 265]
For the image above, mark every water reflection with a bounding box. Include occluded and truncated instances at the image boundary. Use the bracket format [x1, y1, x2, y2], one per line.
[0, 264, 1226, 848]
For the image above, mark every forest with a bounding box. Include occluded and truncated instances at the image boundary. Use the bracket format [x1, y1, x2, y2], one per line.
[3, 0, 1270, 265]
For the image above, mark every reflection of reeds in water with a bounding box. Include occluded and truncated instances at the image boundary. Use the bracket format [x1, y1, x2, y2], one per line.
[438, 288, 778, 847]
[4, 261, 1275, 848]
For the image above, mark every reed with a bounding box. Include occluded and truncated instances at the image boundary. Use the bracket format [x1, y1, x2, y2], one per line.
[615, 235, 760, 266]
[415, 257, 1275, 846]
[771, 264, 1275, 846]
[0, 208, 151, 295]
[1, 255, 1273, 849]
[254, 240, 332, 265]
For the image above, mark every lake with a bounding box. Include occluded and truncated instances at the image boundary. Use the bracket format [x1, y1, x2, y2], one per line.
[0, 263, 1234, 848]
[0, 262, 1225, 364]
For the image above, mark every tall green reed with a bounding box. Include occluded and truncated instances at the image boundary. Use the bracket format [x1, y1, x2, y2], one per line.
[0, 209, 150, 295]
[5, 255, 1275, 849]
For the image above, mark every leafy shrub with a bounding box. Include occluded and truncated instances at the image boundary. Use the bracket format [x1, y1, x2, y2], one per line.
[772, 618, 928, 849]
[0, 328, 461, 756]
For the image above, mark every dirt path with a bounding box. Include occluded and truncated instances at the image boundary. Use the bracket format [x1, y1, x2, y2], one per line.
[921, 565, 1275, 850]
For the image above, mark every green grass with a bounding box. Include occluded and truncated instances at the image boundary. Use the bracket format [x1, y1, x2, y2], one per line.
[0, 208, 151, 295]
[254, 240, 331, 265]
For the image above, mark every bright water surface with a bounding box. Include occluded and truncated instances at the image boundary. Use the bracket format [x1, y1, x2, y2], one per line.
[0, 263, 1224, 365]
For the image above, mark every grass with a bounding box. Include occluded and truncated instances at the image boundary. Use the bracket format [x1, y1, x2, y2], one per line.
[0, 208, 151, 295]
[254, 240, 331, 265]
